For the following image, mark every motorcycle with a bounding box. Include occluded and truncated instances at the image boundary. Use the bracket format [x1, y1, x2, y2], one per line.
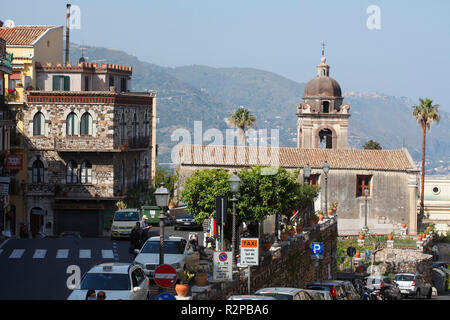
[361, 286, 383, 300]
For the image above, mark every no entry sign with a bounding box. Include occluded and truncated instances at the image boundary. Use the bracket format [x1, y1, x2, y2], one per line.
[154, 264, 177, 288]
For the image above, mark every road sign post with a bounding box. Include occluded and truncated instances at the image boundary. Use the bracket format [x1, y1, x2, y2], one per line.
[213, 251, 233, 281]
[240, 238, 259, 294]
[154, 264, 177, 288]
[346, 246, 356, 273]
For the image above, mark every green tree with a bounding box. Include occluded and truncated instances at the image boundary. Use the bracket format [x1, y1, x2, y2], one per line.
[412, 98, 440, 228]
[362, 139, 382, 150]
[229, 106, 256, 145]
[180, 168, 232, 223]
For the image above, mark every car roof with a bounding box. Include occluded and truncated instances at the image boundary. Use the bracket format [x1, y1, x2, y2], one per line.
[256, 287, 302, 295]
[309, 280, 345, 285]
[228, 295, 276, 300]
[148, 235, 186, 242]
[87, 262, 134, 274]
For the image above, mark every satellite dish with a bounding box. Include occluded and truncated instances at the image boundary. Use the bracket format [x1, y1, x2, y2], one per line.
[4, 20, 15, 28]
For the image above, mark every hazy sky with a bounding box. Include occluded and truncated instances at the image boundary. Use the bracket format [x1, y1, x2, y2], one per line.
[3, 0, 450, 111]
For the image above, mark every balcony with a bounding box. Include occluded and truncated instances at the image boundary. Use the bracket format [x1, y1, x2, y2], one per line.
[119, 136, 150, 151]
[55, 136, 114, 152]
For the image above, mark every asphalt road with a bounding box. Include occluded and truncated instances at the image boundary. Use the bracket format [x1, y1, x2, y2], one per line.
[0, 225, 204, 300]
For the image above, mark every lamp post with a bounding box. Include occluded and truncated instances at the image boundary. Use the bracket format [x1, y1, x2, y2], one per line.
[154, 182, 170, 266]
[322, 162, 330, 216]
[362, 187, 369, 234]
[303, 164, 311, 227]
[228, 171, 241, 267]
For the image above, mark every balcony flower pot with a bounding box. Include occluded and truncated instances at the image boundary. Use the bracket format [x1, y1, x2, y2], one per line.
[195, 273, 208, 287]
[280, 231, 289, 241]
[295, 225, 303, 234]
[388, 234, 394, 241]
[401, 224, 407, 229]
[359, 233, 365, 240]
[175, 283, 190, 297]
[318, 211, 325, 221]
[417, 235, 423, 241]
[355, 251, 360, 258]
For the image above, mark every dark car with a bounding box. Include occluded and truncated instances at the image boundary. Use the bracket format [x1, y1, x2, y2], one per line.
[305, 281, 348, 300]
[59, 231, 82, 239]
[174, 213, 202, 231]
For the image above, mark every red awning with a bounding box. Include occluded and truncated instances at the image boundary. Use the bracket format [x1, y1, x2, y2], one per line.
[10, 71, 21, 80]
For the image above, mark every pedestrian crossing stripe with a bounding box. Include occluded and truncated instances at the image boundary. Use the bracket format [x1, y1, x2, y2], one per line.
[9, 249, 25, 259]
[32, 249, 47, 259]
[79, 249, 91, 259]
[56, 249, 69, 259]
[101, 250, 114, 259]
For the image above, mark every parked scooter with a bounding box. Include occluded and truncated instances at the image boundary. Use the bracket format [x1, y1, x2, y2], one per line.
[361, 286, 383, 300]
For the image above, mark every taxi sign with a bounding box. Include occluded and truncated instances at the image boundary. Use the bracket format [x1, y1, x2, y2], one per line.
[154, 264, 177, 288]
[240, 238, 259, 266]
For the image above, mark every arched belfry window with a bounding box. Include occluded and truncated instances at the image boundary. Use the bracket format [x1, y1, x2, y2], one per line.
[321, 101, 330, 113]
[318, 128, 333, 149]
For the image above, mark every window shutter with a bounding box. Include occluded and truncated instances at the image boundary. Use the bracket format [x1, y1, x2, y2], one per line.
[63, 76, 70, 91]
[52, 76, 59, 90]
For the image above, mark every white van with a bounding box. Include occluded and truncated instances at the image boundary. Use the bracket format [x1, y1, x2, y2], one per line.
[110, 209, 141, 239]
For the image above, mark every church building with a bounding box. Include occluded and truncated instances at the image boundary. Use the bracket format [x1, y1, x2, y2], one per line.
[175, 53, 420, 236]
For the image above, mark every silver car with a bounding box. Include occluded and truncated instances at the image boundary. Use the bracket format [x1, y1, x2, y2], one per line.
[255, 287, 313, 300]
[394, 273, 432, 299]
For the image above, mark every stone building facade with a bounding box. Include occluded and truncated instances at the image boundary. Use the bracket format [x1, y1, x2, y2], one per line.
[174, 54, 420, 236]
[24, 90, 155, 237]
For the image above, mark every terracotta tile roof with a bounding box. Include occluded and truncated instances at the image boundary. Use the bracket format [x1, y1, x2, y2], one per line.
[0, 26, 58, 46]
[175, 145, 417, 172]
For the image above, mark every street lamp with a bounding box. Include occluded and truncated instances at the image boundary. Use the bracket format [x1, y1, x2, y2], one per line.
[154, 182, 170, 266]
[228, 171, 241, 267]
[322, 161, 330, 216]
[303, 164, 311, 227]
[362, 187, 369, 234]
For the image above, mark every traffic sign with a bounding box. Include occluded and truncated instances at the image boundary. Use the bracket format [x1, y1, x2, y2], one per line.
[213, 251, 232, 281]
[240, 238, 259, 266]
[347, 246, 356, 257]
[154, 264, 177, 288]
[155, 292, 176, 300]
[311, 242, 324, 260]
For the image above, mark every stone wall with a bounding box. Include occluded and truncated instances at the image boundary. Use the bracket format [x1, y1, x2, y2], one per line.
[201, 218, 338, 299]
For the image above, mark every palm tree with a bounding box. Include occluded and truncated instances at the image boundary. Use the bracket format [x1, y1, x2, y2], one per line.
[229, 106, 256, 145]
[412, 98, 440, 230]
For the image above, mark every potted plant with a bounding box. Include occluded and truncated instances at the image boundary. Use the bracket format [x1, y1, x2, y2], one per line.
[175, 270, 194, 297]
[308, 212, 318, 226]
[191, 265, 208, 287]
[168, 198, 177, 209]
[317, 210, 325, 221]
[388, 231, 394, 241]
[330, 201, 338, 213]
[401, 223, 407, 229]
[280, 224, 289, 241]
[261, 233, 272, 251]
[295, 221, 303, 234]
[286, 223, 295, 237]
[359, 231, 365, 240]
[417, 234, 423, 242]
[355, 251, 361, 258]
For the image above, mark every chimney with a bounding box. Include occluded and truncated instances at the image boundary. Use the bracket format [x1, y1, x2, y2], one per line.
[65, 4, 71, 66]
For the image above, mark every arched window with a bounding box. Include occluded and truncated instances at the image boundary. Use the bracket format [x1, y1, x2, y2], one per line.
[132, 113, 138, 139]
[66, 160, 78, 184]
[143, 157, 149, 181]
[32, 159, 44, 183]
[80, 160, 92, 184]
[121, 160, 126, 188]
[133, 159, 138, 188]
[66, 112, 79, 135]
[120, 113, 126, 140]
[144, 112, 150, 137]
[80, 112, 93, 135]
[33, 112, 45, 136]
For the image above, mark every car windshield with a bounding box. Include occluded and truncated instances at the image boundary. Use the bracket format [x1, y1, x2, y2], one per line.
[258, 293, 293, 300]
[80, 273, 130, 290]
[140, 241, 185, 254]
[395, 275, 415, 281]
[114, 211, 139, 221]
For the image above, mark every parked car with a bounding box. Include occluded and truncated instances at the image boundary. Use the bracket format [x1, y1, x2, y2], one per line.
[59, 231, 82, 239]
[366, 275, 401, 300]
[110, 209, 141, 239]
[311, 289, 333, 300]
[133, 235, 200, 278]
[340, 280, 360, 300]
[305, 281, 348, 300]
[394, 273, 432, 299]
[432, 261, 448, 270]
[302, 289, 325, 300]
[227, 295, 276, 300]
[67, 263, 149, 300]
[255, 288, 313, 300]
[174, 213, 202, 231]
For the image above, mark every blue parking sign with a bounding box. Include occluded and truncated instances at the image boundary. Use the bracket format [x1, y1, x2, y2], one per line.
[311, 242, 324, 256]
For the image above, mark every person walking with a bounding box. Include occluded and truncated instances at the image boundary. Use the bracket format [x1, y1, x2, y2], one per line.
[85, 289, 96, 300]
[130, 222, 143, 257]
[139, 215, 152, 241]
